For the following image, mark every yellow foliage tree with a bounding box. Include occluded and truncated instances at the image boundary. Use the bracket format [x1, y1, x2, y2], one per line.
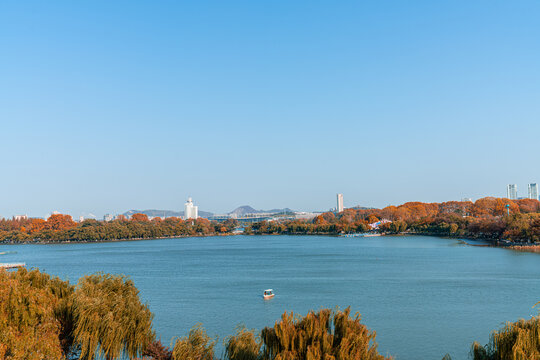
[0, 268, 67, 360]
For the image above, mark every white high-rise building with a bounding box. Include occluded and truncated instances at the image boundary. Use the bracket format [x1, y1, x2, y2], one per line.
[184, 197, 198, 220]
[528, 183, 539, 200]
[507, 184, 518, 200]
[336, 193, 344, 213]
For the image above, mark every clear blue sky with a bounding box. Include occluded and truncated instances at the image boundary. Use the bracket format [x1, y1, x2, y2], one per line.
[1, 1, 540, 218]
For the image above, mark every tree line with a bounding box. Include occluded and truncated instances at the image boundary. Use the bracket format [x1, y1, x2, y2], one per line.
[0, 214, 239, 243]
[3, 197, 540, 244]
[246, 197, 540, 244]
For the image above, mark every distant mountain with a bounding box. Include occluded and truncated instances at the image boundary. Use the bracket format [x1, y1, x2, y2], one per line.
[122, 206, 293, 219]
[228, 205, 294, 217]
[122, 209, 214, 218]
[228, 206, 257, 216]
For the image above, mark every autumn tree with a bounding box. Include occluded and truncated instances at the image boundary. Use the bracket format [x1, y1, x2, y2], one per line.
[470, 305, 540, 360]
[46, 214, 77, 231]
[472, 197, 519, 217]
[367, 215, 380, 224]
[515, 199, 540, 214]
[0, 268, 74, 360]
[225, 327, 261, 360]
[172, 324, 215, 360]
[29, 218, 46, 233]
[131, 213, 150, 222]
[73, 273, 155, 360]
[259, 308, 390, 360]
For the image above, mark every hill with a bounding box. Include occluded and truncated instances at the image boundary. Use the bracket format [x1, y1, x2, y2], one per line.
[122, 206, 294, 219]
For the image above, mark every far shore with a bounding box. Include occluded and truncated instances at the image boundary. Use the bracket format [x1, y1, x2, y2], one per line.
[509, 244, 540, 253]
[3, 232, 540, 254]
[0, 233, 235, 245]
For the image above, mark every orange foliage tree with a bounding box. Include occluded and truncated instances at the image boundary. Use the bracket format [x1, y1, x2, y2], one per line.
[472, 197, 519, 217]
[46, 214, 76, 231]
[131, 213, 149, 222]
[29, 218, 47, 233]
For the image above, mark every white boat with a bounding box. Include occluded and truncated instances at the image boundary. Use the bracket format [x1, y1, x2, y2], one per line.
[0, 263, 25, 269]
[263, 289, 275, 299]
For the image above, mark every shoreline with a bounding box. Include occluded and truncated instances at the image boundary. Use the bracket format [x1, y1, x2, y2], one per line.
[2, 232, 540, 254]
[509, 244, 540, 253]
[0, 233, 234, 245]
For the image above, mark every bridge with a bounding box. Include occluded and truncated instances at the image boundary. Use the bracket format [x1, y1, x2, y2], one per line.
[208, 211, 297, 224]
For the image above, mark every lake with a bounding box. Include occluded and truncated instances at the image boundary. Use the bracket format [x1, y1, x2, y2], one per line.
[1, 235, 539, 359]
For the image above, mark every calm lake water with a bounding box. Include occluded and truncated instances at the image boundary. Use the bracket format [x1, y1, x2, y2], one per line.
[2, 235, 539, 360]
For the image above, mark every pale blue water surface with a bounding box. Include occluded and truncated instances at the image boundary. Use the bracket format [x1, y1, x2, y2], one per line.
[2, 235, 539, 360]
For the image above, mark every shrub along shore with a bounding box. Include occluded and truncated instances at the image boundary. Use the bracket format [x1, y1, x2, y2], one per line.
[3, 197, 540, 248]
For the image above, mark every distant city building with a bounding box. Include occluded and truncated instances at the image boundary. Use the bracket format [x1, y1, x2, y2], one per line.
[461, 198, 472, 202]
[13, 215, 28, 221]
[528, 183, 539, 200]
[103, 213, 113, 222]
[184, 197, 198, 220]
[507, 184, 518, 200]
[336, 193, 344, 213]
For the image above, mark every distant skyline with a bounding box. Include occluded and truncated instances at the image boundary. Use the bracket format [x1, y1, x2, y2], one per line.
[2, 187, 537, 219]
[2, 1, 540, 218]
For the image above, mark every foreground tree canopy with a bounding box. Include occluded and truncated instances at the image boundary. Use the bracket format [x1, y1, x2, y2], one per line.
[471, 313, 540, 360]
[0, 268, 153, 360]
[74, 274, 155, 360]
[172, 308, 391, 360]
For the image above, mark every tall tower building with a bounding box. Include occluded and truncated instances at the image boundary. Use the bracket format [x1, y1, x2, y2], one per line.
[184, 197, 198, 220]
[507, 184, 518, 200]
[336, 193, 344, 213]
[528, 183, 539, 200]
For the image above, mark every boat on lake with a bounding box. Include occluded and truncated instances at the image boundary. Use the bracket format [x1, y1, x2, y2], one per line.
[0, 263, 25, 269]
[263, 289, 275, 299]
